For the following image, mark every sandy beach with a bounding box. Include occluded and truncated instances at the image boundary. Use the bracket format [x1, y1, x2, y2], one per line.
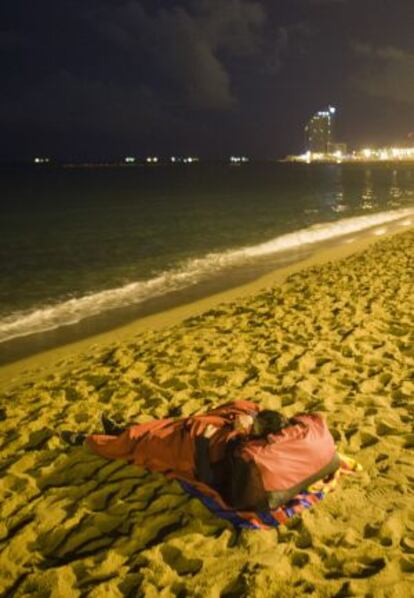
[0, 228, 413, 597]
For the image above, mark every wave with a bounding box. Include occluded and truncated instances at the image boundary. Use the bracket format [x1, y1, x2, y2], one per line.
[0, 207, 413, 343]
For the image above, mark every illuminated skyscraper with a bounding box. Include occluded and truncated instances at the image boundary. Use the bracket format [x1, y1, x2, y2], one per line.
[305, 106, 336, 154]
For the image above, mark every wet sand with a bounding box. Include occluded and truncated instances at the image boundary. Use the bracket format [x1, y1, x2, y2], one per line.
[0, 229, 413, 597]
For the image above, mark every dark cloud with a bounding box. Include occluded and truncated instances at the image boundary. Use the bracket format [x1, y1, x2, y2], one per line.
[1, 0, 286, 158]
[352, 42, 414, 105]
[0, 0, 296, 159]
[0, 30, 28, 49]
[93, 0, 267, 110]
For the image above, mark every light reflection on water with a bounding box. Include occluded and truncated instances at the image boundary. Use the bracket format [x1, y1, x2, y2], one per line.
[361, 169, 375, 210]
[389, 170, 403, 206]
[319, 165, 413, 214]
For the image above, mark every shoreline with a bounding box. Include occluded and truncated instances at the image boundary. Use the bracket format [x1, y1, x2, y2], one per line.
[2, 205, 413, 365]
[0, 219, 412, 389]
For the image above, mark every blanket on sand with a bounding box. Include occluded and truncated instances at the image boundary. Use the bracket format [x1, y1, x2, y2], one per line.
[179, 454, 361, 529]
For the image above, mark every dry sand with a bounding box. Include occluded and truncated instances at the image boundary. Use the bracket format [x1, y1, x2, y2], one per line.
[0, 229, 413, 597]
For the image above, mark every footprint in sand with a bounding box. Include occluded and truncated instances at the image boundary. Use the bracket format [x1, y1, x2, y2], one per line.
[403, 434, 414, 449]
[348, 558, 386, 579]
[363, 513, 405, 549]
[347, 428, 379, 451]
[292, 579, 315, 593]
[401, 536, 414, 554]
[363, 522, 382, 540]
[366, 484, 398, 504]
[375, 419, 403, 437]
[400, 557, 414, 573]
[294, 523, 313, 549]
[359, 431, 380, 449]
[290, 551, 310, 568]
[325, 556, 386, 580]
[25, 429, 54, 451]
[160, 545, 203, 575]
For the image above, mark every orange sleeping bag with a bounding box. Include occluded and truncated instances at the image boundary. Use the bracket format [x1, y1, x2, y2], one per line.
[232, 414, 339, 509]
[86, 400, 260, 482]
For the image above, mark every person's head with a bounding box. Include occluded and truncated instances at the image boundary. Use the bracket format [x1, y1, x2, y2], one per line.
[251, 410, 289, 437]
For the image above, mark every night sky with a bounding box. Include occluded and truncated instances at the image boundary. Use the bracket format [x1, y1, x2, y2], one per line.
[1, 0, 413, 161]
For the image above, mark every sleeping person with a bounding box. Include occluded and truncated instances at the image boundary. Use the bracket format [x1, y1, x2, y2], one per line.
[61, 401, 339, 511]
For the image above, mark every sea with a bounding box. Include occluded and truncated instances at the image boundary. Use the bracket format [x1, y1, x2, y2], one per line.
[1, 161, 413, 363]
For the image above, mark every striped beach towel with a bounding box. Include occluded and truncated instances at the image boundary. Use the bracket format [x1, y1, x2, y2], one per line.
[180, 453, 362, 529]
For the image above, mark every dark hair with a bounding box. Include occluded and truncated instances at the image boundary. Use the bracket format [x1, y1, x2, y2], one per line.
[255, 410, 289, 435]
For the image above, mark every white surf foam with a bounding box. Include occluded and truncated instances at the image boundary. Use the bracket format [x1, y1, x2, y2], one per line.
[1, 207, 413, 343]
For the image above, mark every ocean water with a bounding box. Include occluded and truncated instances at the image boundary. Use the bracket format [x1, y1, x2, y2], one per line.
[0, 162, 413, 359]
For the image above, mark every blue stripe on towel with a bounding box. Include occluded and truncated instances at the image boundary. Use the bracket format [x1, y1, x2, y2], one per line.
[179, 481, 260, 529]
[178, 481, 329, 529]
[257, 511, 281, 527]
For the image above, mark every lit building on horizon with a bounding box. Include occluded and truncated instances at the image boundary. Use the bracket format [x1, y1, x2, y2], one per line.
[284, 105, 414, 163]
[284, 143, 414, 164]
[305, 106, 336, 154]
[327, 142, 347, 156]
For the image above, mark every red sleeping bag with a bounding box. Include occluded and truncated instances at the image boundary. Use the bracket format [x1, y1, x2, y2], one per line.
[231, 414, 339, 509]
[85, 400, 260, 482]
[86, 404, 338, 512]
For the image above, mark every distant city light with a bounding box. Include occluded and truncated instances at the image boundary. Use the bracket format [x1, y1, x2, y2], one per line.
[230, 156, 249, 163]
[124, 156, 135, 163]
[34, 157, 50, 164]
[286, 145, 414, 163]
[286, 104, 414, 164]
[306, 106, 337, 155]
